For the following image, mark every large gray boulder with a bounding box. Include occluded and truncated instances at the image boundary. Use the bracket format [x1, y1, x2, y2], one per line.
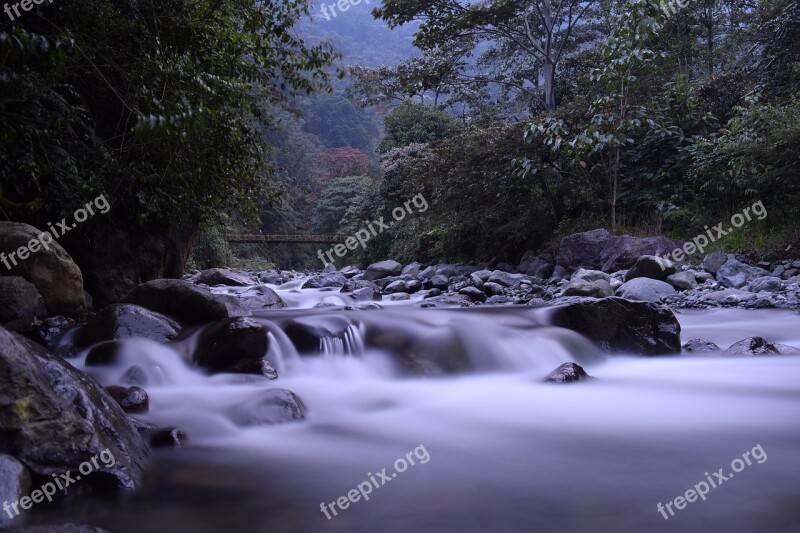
[193, 317, 269, 371]
[562, 279, 613, 298]
[549, 297, 681, 355]
[0, 222, 86, 318]
[600, 235, 679, 272]
[74, 304, 180, 348]
[363, 260, 403, 281]
[0, 327, 148, 491]
[716, 258, 770, 289]
[703, 251, 729, 274]
[555, 229, 612, 271]
[616, 278, 676, 303]
[0, 276, 46, 324]
[666, 271, 698, 291]
[123, 279, 249, 324]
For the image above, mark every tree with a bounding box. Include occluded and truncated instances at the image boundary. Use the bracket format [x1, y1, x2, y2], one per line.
[523, 0, 665, 229]
[377, 101, 462, 154]
[317, 147, 373, 181]
[374, 0, 598, 111]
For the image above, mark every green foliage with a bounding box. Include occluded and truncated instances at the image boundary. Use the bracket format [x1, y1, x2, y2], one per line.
[301, 94, 380, 153]
[313, 175, 375, 233]
[1, 0, 335, 248]
[376, 100, 462, 154]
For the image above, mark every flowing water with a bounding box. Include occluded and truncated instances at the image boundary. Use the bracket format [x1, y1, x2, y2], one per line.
[45, 283, 800, 532]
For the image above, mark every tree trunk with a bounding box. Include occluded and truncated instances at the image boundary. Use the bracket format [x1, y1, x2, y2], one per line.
[543, 60, 556, 110]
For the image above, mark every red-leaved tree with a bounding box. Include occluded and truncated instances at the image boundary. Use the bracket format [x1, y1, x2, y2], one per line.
[317, 147, 371, 181]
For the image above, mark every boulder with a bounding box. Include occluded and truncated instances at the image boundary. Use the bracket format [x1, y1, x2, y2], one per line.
[487, 270, 528, 288]
[105, 386, 149, 414]
[123, 279, 248, 324]
[150, 428, 187, 449]
[624, 255, 675, 282]
[0, 222, 85, 317]
[666, 271, 698, 291]
[339, 265, 360, 278]
[700, 289, 757, 304]
[749, 276, 782, 293]
[226, 389, 305, 426]
[0, 327, 148, 491]
[418, 266, 437, 280]
[682, 339, 720, 352]
[257, 270, 285, 285]
[430, 275, 450, 290]
[401, 262, 422, 277]
[459, 286, 487, 302]
[0, 454, 31, 528]
[543, 362, 592, 384]
[562, 279, 613, 298]
[193, 317, 268, 371]
[363, 260, 403, 281]
[571, 268, 611, 283]
[716, 258, 770, 289]
[74, 304, 180, 348]
[195, 268, 252, 287]
[703, 251, 729, 274]
[555, 229, 612, 271]
[384, 280, 410, 294]
[616, 278, 676, 303]
[600, 235, 679, 272]
[549, 297, 681, 355]
[483, 282, 504, 296]
[0, 276, 46, 324]
[235, 284, 285, 311]
[724, 337, 800, 356]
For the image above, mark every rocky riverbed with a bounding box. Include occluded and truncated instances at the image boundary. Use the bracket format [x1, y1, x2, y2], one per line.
[2, 226, 800, 532]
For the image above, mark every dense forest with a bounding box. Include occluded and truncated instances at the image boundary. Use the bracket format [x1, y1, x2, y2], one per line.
[2, 0, 799, 295]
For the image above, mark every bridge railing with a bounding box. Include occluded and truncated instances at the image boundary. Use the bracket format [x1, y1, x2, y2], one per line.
[225, 233, 347, 244]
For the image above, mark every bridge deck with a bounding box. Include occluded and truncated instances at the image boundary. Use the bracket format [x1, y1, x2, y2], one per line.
[225, 233, 346, 244]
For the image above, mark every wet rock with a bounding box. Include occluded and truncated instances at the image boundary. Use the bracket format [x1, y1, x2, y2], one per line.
[682, 339, 720, 352]
[193, 317, 268, 371]
[149, 428, 187, 449]
[716, 258, 770, 289]
[226, 389, 305, 426]
[283, 319, 350, 353]
[666, 271, 698, 291]
[235, 285, 286, 311]
[402, 262, 421, 277]
[84, 341, 124, 366]
[624, 255, 675, 282]
[223, 359, 278, 379]
[549, 297, 681, 355]
[195, 268, 253, 287]
[418, 266, 437, 280]
[121, 365, 148, 386]
[703, 251, 729, 274]
[0, 276, 46, 325]
[74, 304, 180, 348]
[549, 265, 569, 282]
[303, 272, 347, 289]
[0, 454, 31, 528]
[725, 337, 800, 356]
[600, 235, 678, 272]
[123, 279, 248, 324]
[562, 279, 613, 298]
[105, 386, 149, 413]
[322, 263, 337, 274]
[0, 327, 148, 491]
[0, 222, 86, 318]
[555, 229, 613, 271]
[616, 278, 676, 303]
[363, 260, 403, 281]
[459, 286, 487, 302]
[349, 287, 376, 301]
[543, 362, 592, 384]
[483, 282, 504, 296]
